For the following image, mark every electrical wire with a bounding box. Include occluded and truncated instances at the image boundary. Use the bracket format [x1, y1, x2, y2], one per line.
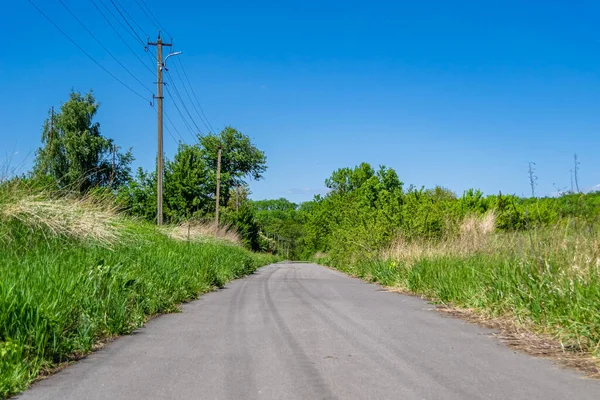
[96, 0, 144, 46]
[89, 0, 154, 76]
[108, 0, 147, 45]
[171, 57, 212, 133]
[96, 0, 156, 66]
[164, 84, 198, 140]
[58, 0, 154, 95]
[134, 0, 172, 40]
[175, 57, 216, 134]
[164, 110, 186, 143]
[152, 105, 181, 145]
[165, 70, 203, 135]
[28, 0, 150, 103]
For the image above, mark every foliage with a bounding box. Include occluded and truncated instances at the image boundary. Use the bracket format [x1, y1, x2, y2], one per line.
[33, 91, 133, 193]
[302, 162, 600, 265]
[223, 204, 260, 251]
[199, 127, 267, 206]
[164, 143, 212, 220]
[117, 127, 267, 250]
[251, 198, 306, 258]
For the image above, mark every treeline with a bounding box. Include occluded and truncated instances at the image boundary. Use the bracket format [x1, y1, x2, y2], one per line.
[305, 163, 599, 258]
[254, 162, 600, 263]
[19, 90, 270, 251]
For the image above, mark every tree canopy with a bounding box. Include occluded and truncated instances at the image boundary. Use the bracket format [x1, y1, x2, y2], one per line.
[33, 90, 133, 192]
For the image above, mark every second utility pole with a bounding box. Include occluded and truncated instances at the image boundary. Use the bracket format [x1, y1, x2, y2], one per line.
[215, 145, 222, 225]
[148, 32, 172, 225]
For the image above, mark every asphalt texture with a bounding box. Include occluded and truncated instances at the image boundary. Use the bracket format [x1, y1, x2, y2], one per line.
[18, 262, 600, 400]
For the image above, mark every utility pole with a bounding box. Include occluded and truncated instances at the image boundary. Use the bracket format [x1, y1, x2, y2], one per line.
[574, 153, 580, 193]
[570, 170, 574, 193]
[148, 32, 173, 225]
[215, 145, 222, 226]
[50, 106, 54, 145]
[110, 144, 117, 185]
[44, 106, 55, 174]
[235, 185, 240, 211]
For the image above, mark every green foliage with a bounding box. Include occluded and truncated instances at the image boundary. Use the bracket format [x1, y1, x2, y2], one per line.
[33, 91, 133, 193]
[118, 127, 267, 250]
[223, 204, 260, 251]
[302, 162, 600, 265]
[199, 127, 267, 206]
[251, 198, 307, 258]
[164, 143, 212, 220]
[116, 168, 156, 220]
[303, 163, 405, 262]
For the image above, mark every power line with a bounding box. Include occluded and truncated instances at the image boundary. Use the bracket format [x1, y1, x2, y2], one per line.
[28, 0, 150, 103]
[153, 105, 181, 145]
[164, 83, 197, 140]
[171, 57, 212, 133]
[175, 57, 216, 134]
[134, 0, 161, 35]
[58, 0, 154, 95]
[108, 0, 147, 45]
[89, 0, 154, 76]
[134, 0, 172, 40]
[164, 110, 186, 143]
[165, 70, 203, 136]
[99, 0, 156, 68]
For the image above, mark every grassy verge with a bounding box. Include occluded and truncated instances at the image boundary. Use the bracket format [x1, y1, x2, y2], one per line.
[0, 190, 275, 398]
[317, 215, 600, 376]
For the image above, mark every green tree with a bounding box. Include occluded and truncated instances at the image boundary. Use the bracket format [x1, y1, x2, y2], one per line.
[33, 90, 133, 192]
[116, 168, 156, 220]
[199, 127, 267, 207]
[164, 143, 212, 220]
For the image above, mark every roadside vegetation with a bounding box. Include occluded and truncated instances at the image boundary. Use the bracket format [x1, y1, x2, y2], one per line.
[0, 90, 275, 398]
[293, 162, 600, 375]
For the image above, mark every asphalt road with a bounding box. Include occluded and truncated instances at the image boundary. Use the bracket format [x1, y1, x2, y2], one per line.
[18, 262, 600, 400]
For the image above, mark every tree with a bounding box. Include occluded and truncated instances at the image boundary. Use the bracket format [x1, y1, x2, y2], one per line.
[116, 168, 156, 220]
[164, 143, 211, 220]
[199, 127, 267, 207]
[33, 90, 133, 192]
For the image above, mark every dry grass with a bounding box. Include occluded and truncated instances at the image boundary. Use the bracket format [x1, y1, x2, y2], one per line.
[167, 220, 242, 245]
[0, 193, 122, 246]
[382, 212, 497, 264]
[383, 213, 600, 278]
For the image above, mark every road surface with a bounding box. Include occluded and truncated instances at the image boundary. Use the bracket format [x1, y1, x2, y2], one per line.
[18, 263, 600, 399]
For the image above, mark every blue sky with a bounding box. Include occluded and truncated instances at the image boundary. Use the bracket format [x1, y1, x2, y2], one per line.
[2, 1, 599, 202]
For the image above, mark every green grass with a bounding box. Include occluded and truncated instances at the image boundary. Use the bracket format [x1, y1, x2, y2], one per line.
[321, 225, 600, 361]
[0, 208, 275, 398]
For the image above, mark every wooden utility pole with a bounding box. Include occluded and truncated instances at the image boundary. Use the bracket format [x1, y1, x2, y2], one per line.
[148, 32, 172, 225]
[110, 144, 117, 185]
[49, 106, 54, 145]
[215, 145, 222, 225]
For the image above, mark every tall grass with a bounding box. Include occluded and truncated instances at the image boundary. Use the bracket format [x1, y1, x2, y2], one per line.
[166, 220, 242, 245]
[322, 213, 600, 368]
[0, 183, 275, 398]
